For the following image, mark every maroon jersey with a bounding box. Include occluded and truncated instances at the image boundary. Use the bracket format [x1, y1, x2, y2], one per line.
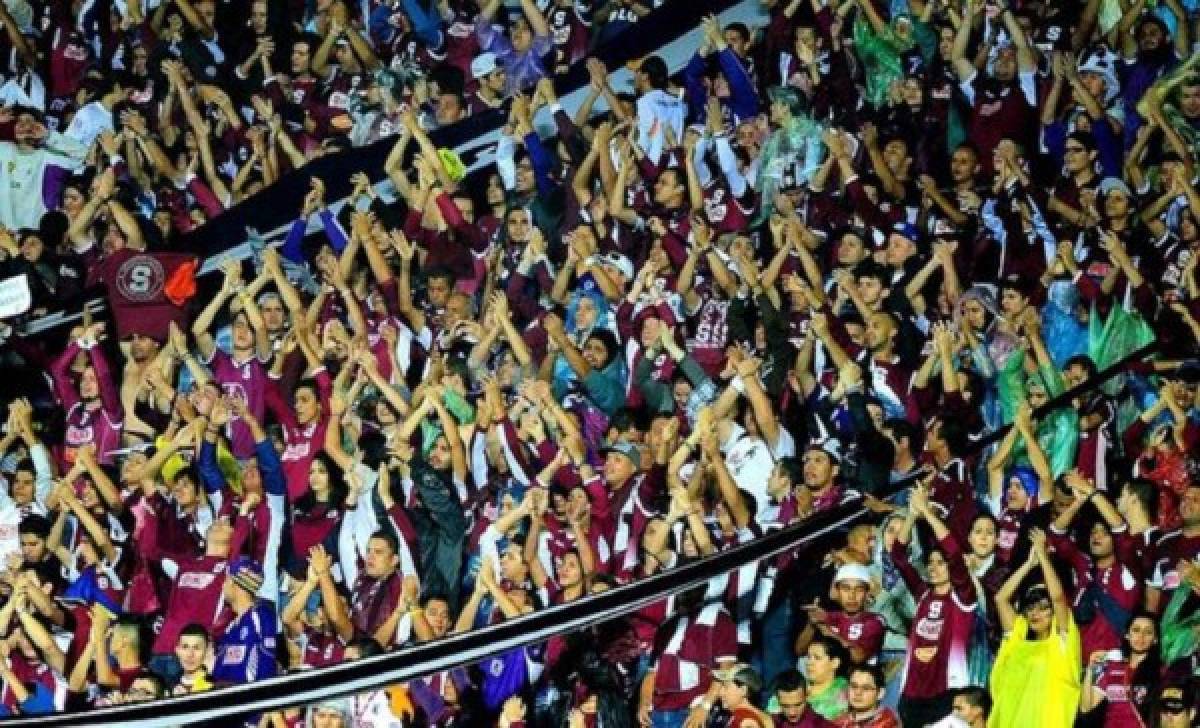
[153, 555, 231, 654]
[50, 341, 123, 467]
[1094, 656, 1151, 728]
[963, 73, 1036, 173]
[208, 349, 272, 458]
[891, 535, 978, 699]
[546, 1, 589, 68]
[823, 610, 886, 662]
[652, 604, 738, 711]
[350, 571, 404, 639]
[86, 249, 198, 341]
[302, 628, 348, 668]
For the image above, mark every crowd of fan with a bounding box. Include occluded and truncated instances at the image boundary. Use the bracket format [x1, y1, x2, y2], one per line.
[0, 0, 1200, 726]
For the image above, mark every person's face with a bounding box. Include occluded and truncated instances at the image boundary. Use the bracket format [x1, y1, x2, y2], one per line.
[427, 435, 452, 471]
[901, 77, 923, 106]
[1064, 363, 1089, 388]
[993, 46, 1017, 81]
[952, 695, 983, 725]
[80, 481, 101, 511]
[583, 336, 611, 369]
[206, 519, 233, 557]
[506, 209, 532, 243]
[794, 26, 817, 53]
[195, 0, 216, 29]
[1088, 522, 1116, 560]
[735, 121, 759, 152]
[968, 517, 997, 557]
[485, 173, 506, 205]
[175, 634, 208, 673]
[260, 299, 286, 332]
[510, 16, 533, 51]
[556, 551, 583, 587]
[673, 379, 692, 410]
[1126, 616, 1156, 654]
[847, 672, 881, 711]
[127, 678, 159, 703]
[311, 708, 348, 728]
[961, 299, 987, 332]
[13, 113, 41, 145]
[1138, 21, 1164, 52]
[172, 474, 199, 509]
[884, 234, 916, 267]
[1168, 377, 1198, 409]
[294, 386, 320, 424]
[856, 276, 885, 307]
[291, 41, 312, 74]
[1005, 477, 1030, 511]
[1104, 189, 1130, 219]
[62, 186, 86, 216]
[882, 139, 910, 173]
[723, 28, 747, 56]
[776, 687, 809, 721]
[250, 0, 269, 32]
[653, 170, 683, 206]
[865, 313, 896, 353]
[79, 365, 100, 400]
[574, 296, 598, 330]
[1158, 690, 1194, 728]
[1023, 598, 1053, 634]
[999, 288, 1028, 316]
[19, 234, 44, 262]
[231, 312, 255, 351]
[950, 147, 978, 183]
[805, 644, 838, 683]
[485, 67, 507, 93]
[1076, 69, 1105, 100]
[1179, 84, 1200, 118]
[424, 598, 451, 637]
[717, 678, 746, 708]
[802, 449, 836, 490]
[435, 93, 464, 125]
[640, 315, 664, 349]
[11, 470, 35, 506]
[837, 234, 867, 265]
[365, 536, 399, 578]
[1027, 385, 1049, 409]
[604, 452, 636, 484]
[926, 550, 950, 585]
[1179, 486, 1200, 527]
[835, 580, 869, 614]
[19, 532, 45, 563]
[308, 457, 331, 494]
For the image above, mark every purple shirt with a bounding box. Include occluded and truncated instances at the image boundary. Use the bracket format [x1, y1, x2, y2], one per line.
[207, 348, 271, 458]
[475, 16, 553, 95]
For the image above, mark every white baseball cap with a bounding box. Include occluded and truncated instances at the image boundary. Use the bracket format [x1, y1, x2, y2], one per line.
[471, 52, 499, 80]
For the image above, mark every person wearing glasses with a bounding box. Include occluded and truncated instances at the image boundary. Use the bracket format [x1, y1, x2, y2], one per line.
[987, 527, 1081, 728]
[832, 664, 898, 728]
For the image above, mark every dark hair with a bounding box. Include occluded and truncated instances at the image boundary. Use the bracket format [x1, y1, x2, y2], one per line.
[424, 265, 456, 285]
[348, 637, 385, 658]
[18, 514, 50, 540]
[725, 21, 750, 43]
[936, 417, 969, 456]
[368, 529, 400, 556]
[584, 329, 618, 368]
[639, 56, 668, 89]
[1064, 354, 1098, 378]
[169, 464, 201, 490]
[1066, 130, 1098, 153]
[955, 686, 992, 715]
[295, 452, 347, 512]
[1121, 478, 1158, 521]
[777, 456, 803, 486]
[807, 635, 849, 676]
[132, 670, 165, 698]
[178, 623, 211, 645]
[774, 668, 808, 693]
[422, 592, 452, 610]
[853, 260, 890, 288]
[847, 663, 885, 689]
[885, 417, 923, 460]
